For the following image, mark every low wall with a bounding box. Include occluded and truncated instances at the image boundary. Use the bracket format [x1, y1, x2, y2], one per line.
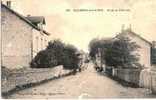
[151, 71, 156, 93]
[139, 69, 156, 94]
[139, 69, 152, 89]
[113, 68, 140, 85]
[2, 65, 72, 93]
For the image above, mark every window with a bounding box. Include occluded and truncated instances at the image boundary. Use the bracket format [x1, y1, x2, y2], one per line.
[37, 23, 43, 30]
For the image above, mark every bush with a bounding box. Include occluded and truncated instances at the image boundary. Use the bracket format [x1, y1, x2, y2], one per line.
[30, 50, 58, 68]
[30, 39, 80, 70]
[46, 40, 65, 65]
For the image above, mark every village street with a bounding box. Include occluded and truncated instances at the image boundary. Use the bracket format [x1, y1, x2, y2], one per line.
[8, 62, 156, 99]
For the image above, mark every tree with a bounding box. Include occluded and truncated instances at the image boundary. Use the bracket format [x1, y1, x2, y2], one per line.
[89, 38, 109, 60]
[46, 39, 65, 65]
[89, 38, 100, 60]
[88, 36, 141, 69]
[30, 50, 58, 68]
[104, 36, 141, 68]
[89, 38, 112, 63]
[62, 44, 80, 70]
[30, 39, 80, 70]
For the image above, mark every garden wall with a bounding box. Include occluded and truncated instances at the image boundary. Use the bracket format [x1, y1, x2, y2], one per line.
[113, 68, 140, 85]
[139, 69, 151, 89]
[151, 71, 156, 93]
[139, 68, 156, 94]
[2, 65, 72, 93]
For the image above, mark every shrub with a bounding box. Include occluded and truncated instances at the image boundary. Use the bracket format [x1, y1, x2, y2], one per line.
[30, 39, 80, 70]
[30, 50, 58, 68]
[46, 40, 65, 65]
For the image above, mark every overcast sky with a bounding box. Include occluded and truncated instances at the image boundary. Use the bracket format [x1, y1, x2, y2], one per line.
[3, 0, 156, 52]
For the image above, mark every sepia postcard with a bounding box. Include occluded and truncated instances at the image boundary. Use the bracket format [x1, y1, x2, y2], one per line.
[1, 0, 156, 99]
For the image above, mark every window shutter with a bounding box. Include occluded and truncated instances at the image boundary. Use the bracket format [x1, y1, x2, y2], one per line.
[151, 47, 156, 64]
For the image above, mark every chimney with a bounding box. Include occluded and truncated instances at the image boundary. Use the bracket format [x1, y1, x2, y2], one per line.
[127, 24, 132, 32]
[27, 14, 31, 17]
[121, 24, 125, 33]
[6, 1, 11, 8]
[152, 41, 156, 48]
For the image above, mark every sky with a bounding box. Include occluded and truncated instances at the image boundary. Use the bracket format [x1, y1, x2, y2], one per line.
[3, 0, 156, 52]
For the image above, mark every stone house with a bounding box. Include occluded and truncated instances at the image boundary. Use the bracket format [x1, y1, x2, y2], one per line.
[1, 3, 50, 69]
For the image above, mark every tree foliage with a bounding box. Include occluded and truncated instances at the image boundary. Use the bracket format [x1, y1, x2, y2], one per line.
[30, 50, 58, 68]
[61, 44, 80, 69]
[89, 38, 112, 63]
[30, 39, 80, 70]
[89, 39, 105, 59]
[89, 36, 141, 69]
[104, 36, 141, 68]
[46, 40, 65, 65]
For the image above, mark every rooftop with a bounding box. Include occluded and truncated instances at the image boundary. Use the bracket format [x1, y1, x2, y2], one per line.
[26, 16, 46, 25]
[1, 3, 50, 35]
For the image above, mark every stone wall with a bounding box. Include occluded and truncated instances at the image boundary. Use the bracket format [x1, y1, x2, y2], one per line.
[113, 68, 141, 85]
[139, 68, 156, 94]
[1, 65, 72, 93]
[139, 69, 151, 89]
[151, 71, 156, 93]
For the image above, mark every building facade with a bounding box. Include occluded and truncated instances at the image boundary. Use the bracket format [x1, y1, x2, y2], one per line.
[1, 3, 50, 69]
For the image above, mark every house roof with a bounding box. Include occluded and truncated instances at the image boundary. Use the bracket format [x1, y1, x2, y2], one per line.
[1, 4, 50, 35]
[25, 16, 46, 25]
[117, 29, 152, 46]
